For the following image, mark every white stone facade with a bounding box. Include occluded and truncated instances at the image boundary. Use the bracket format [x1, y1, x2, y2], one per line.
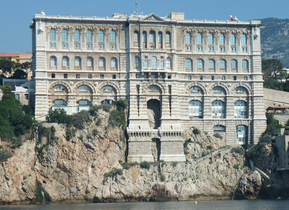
[30, 12, 266, 162]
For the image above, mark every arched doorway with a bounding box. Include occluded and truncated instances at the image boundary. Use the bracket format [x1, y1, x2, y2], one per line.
[147, 99, 161, 129]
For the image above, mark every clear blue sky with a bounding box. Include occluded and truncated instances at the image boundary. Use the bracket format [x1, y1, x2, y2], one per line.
[0, 0, 288, 53]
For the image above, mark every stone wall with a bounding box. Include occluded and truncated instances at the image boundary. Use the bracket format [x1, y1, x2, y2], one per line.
[263, 88, 289, 109]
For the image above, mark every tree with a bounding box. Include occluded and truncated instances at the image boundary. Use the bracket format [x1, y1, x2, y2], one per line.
[0, 59, 16, 73]
[262, 59, 283, 80]
[10, 69, 27, 79]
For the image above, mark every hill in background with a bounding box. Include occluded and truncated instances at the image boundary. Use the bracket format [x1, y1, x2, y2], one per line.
[260, 17, 289, 66]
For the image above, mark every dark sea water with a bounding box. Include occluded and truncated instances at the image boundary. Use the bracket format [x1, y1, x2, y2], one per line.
[0, 200, 288, 210]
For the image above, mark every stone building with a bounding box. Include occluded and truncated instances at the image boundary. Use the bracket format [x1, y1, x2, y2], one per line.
[30, 11, 266, 162]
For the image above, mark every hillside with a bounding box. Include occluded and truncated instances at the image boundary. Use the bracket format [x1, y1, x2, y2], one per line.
[260, 17, 289, 66]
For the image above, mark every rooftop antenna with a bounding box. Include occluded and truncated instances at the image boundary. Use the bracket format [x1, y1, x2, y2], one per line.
[135, 0, 139, 15]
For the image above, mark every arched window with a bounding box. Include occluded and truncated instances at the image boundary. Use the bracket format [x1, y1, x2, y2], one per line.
[231, 59, 237, 70]
[50, 29, 56, 48]
[158, 32, 162, 43]
[50, 56, 57, 68]
[220, 59, 226, 71]
[241, 34, 247, 45]
[135, 57, 140, 68]
[151, 56, 157, 68]
[219, 34, 225, 45]
[110, 31, 116, 49]
[74, 30, 80, 49]
[111, 57, 117, 69]
[74, 57, 81, 67]
[190, 86, 202, 93]
[86, 30, 92, 42]
[186, 59, 192, 69]
[74, 30, 80, 42]
[236, 125, 247, 145]
[160, 58, 164, 69]
[189, 100, 203, 117]
[149, 31, 156, 42]
[209, 59, 215, 71]
[99, 57, 105, 68]
[134, 31, 139, 46]
[212, 100, 225, 118]
[62, 29, 68, 42]
[142, 31, 147, 42]
[208, 33, 214, 45]
[242, 60, 248, 70]
[197, 59, 204, 70]
[166, 32, 171, 47]
[79, 85, 90, 91]
[50, 29, 56, 42]
[77, 100, 91, 106]
[166, 57, 171, 68]
[87, 57, 93, 68]
[213, 86, 226, 94]
[62, 29, 68, 48]
[230, 34, 236, 52]
[62, 57, 69, 67]
[98, 30, 104, 42]
[230, 34, 236, 45]
[197, 33, 202, 45]
[98, 30, 104, 49]
[213, 125, 226, 132]
[234, 101, 247, 118]
[54, 85, 65, 91]
[52, 99, 67, 106]
[110, 31, 116, 43]
[185, 33, 191, 44]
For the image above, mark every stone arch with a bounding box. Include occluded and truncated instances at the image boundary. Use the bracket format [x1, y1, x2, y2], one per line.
[98, 81, 120, 95]
[73, 81, 96, 94]
[185, 83, 207, 95]
[231, 83, 251, 95]
[208, 83, 229, 95]
[48, 81, 72, 93]
[142, 82, 165, 94]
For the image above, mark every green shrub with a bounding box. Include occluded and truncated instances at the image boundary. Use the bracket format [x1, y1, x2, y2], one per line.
[0, 149, 13, 162]
[171, 161, 178, 168]
[233, 164, 240, 170]
[89, 106, 99, 117]
[109, 110, 126, 129]
[193, 128, 200, 135]
[73, 110, 89, 129]
[121, 162, 131, 170]
[231, 147, 245, 155]
[114, 168, 123, 176]
[213, 133, 223, 139]
[140, 161, 150, 170]
[102, 104, 111, 112]
[159, 159, 167, 167]
[104, 172, 113, 178]
[114, 99, 128, 111]
[96, 118, 102, 126]
[159, 173, 166, 182]
[92, 129, 98, 137]
[207, 145, 213, 150]
[66, 128, 75, 140]
[184, 138, 192, 148]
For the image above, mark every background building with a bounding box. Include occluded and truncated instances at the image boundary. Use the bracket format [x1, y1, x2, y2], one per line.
[0, 53, 32, 64]
[30, 11, 266, 162]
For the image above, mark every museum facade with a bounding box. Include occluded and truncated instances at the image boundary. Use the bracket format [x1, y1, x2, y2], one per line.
[30, 11, 266, 162]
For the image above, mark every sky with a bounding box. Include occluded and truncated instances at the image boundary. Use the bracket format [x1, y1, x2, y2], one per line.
[0, 0, 288, 53]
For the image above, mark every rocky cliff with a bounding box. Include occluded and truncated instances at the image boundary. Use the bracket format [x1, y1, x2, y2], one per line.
[0, 109, 263, 204]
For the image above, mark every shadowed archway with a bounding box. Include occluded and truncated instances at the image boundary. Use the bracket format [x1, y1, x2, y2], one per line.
[147, 99, 161, 129]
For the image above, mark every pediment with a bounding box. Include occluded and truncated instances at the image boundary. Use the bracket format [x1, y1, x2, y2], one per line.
[143, 13, 165, 22]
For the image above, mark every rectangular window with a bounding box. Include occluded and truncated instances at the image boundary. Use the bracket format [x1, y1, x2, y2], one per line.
[64, 74, 68, 78]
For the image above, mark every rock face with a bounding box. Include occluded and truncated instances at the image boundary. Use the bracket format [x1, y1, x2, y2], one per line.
[0, 110, 263, 203]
